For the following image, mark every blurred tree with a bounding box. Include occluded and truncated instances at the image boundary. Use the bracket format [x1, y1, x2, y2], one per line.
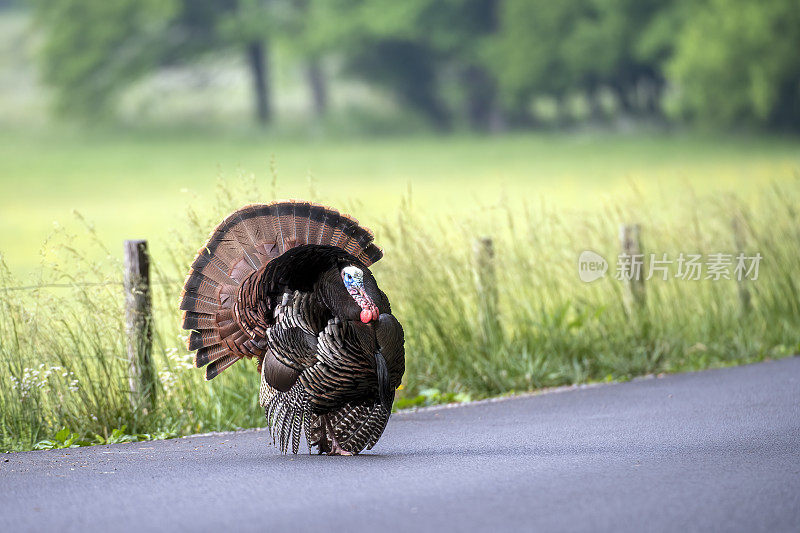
[304, 0, 504, 131]
[668, 0, 800, 130]
[349, 39, 452, 130]
[34, 0, 177, 119]
[31, 0, 800, 132]
[34, 0, 283, 125]
[281, 0, 329, 119]
[562, 0, 678, 117]
[303, 0, 450, 130]
[486, 0, 584, 116]
[487, 0, 679, 121]
[217, 0, 285, 125]
[419, 0, 504, 131]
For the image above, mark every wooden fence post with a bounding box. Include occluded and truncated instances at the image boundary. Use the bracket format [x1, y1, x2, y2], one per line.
[619, 224, 646, 315]
[124, 240, 155, 413]
[473, 237, 500, 341]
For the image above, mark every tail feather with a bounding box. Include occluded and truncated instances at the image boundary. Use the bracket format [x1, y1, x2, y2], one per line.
[229, 216, 262, 270]
[306, 204, 327, 245]
[179, 293, 219, 315]
[181, 311, 216, 330]
[329, 216, 346, 249]
[205, 353, 240, 380]
[195, 344, 230, 367]
[357, 244, 383, 265]
[182, 200, 382, 380]
[190, 251, 236, 285]
[238, 206, 272, 256]
[265, 205, 284, 248]
[277, 202, 296, 249]
[319, 208, 339, 245]
[182, 271, 221, 296]
[338, 219, 355, 254]
[216, 319, 241, 339]
[188, 329, 221, 351]
[293, 202, 311, 245]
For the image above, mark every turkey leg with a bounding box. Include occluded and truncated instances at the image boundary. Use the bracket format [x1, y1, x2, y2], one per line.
[323, 415, 353, 456]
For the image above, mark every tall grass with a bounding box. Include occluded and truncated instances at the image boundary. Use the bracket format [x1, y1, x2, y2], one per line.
[381, 183, 800, 395]
[1, 178, 798, 452]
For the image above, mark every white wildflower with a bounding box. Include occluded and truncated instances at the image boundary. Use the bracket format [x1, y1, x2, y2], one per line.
[165, 346, 194, 370]
[159, 370, 179, 396]
[43, 366, 63, 380]
[11, 368, 37, 399]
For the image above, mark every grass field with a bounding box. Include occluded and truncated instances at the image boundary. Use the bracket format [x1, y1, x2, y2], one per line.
[2, 129, 799, 276]
[1, 129, 799, 452]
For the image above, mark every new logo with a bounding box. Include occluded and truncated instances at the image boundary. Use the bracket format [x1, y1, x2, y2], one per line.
[578, 250, 608, 282]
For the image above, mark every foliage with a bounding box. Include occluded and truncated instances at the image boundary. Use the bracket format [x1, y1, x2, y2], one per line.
[488, 0, 677, 116]
[27, 0, 800, 131]
[488, 0, 583, 106]
[668, 0, 800, 129]
[303, 0, 501, 129]
[33, 0, 177, 118]
[31, 0, 265, 121]
[394, 388, 472, 410]
[33, 427, 89, 450]
[32, 425, 175, 450]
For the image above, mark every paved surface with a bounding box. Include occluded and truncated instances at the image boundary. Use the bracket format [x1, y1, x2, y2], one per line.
[2, 358, 799, 533]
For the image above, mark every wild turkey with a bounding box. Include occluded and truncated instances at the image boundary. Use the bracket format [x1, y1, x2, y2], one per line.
[180, 200, 405, 455]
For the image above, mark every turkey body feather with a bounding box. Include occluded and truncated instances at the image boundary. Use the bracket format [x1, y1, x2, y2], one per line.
[181, 201, 405, 455]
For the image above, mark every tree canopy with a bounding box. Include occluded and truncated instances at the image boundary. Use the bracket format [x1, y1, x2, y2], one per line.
[668, 0, 800, 129]
[30, 0, 800, 131]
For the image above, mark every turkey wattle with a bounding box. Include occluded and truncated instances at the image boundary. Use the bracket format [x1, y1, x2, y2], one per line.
[180, 201, 405, 455]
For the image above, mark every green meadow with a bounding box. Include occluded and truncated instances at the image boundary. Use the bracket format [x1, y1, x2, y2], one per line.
[1, 129, 799, 451]
[2, 129, 799, 275]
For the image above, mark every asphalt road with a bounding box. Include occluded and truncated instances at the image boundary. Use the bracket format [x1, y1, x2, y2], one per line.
[2, 357, 799, 533]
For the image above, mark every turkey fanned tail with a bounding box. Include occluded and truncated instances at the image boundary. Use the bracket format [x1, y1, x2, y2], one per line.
[180, 200, 382, 380]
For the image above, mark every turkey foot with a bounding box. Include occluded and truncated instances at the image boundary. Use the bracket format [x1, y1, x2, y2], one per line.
[323, 415, 353, 456]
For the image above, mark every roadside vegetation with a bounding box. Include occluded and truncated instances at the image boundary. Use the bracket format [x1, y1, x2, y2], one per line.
[2, 169, 798, 452]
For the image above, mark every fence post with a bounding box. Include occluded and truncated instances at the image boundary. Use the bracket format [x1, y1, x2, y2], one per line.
[731, 214, 752, 314]
[619, 224, 646, 315]
[473, 237, 500, 341]
[124, 239, 155, 413]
